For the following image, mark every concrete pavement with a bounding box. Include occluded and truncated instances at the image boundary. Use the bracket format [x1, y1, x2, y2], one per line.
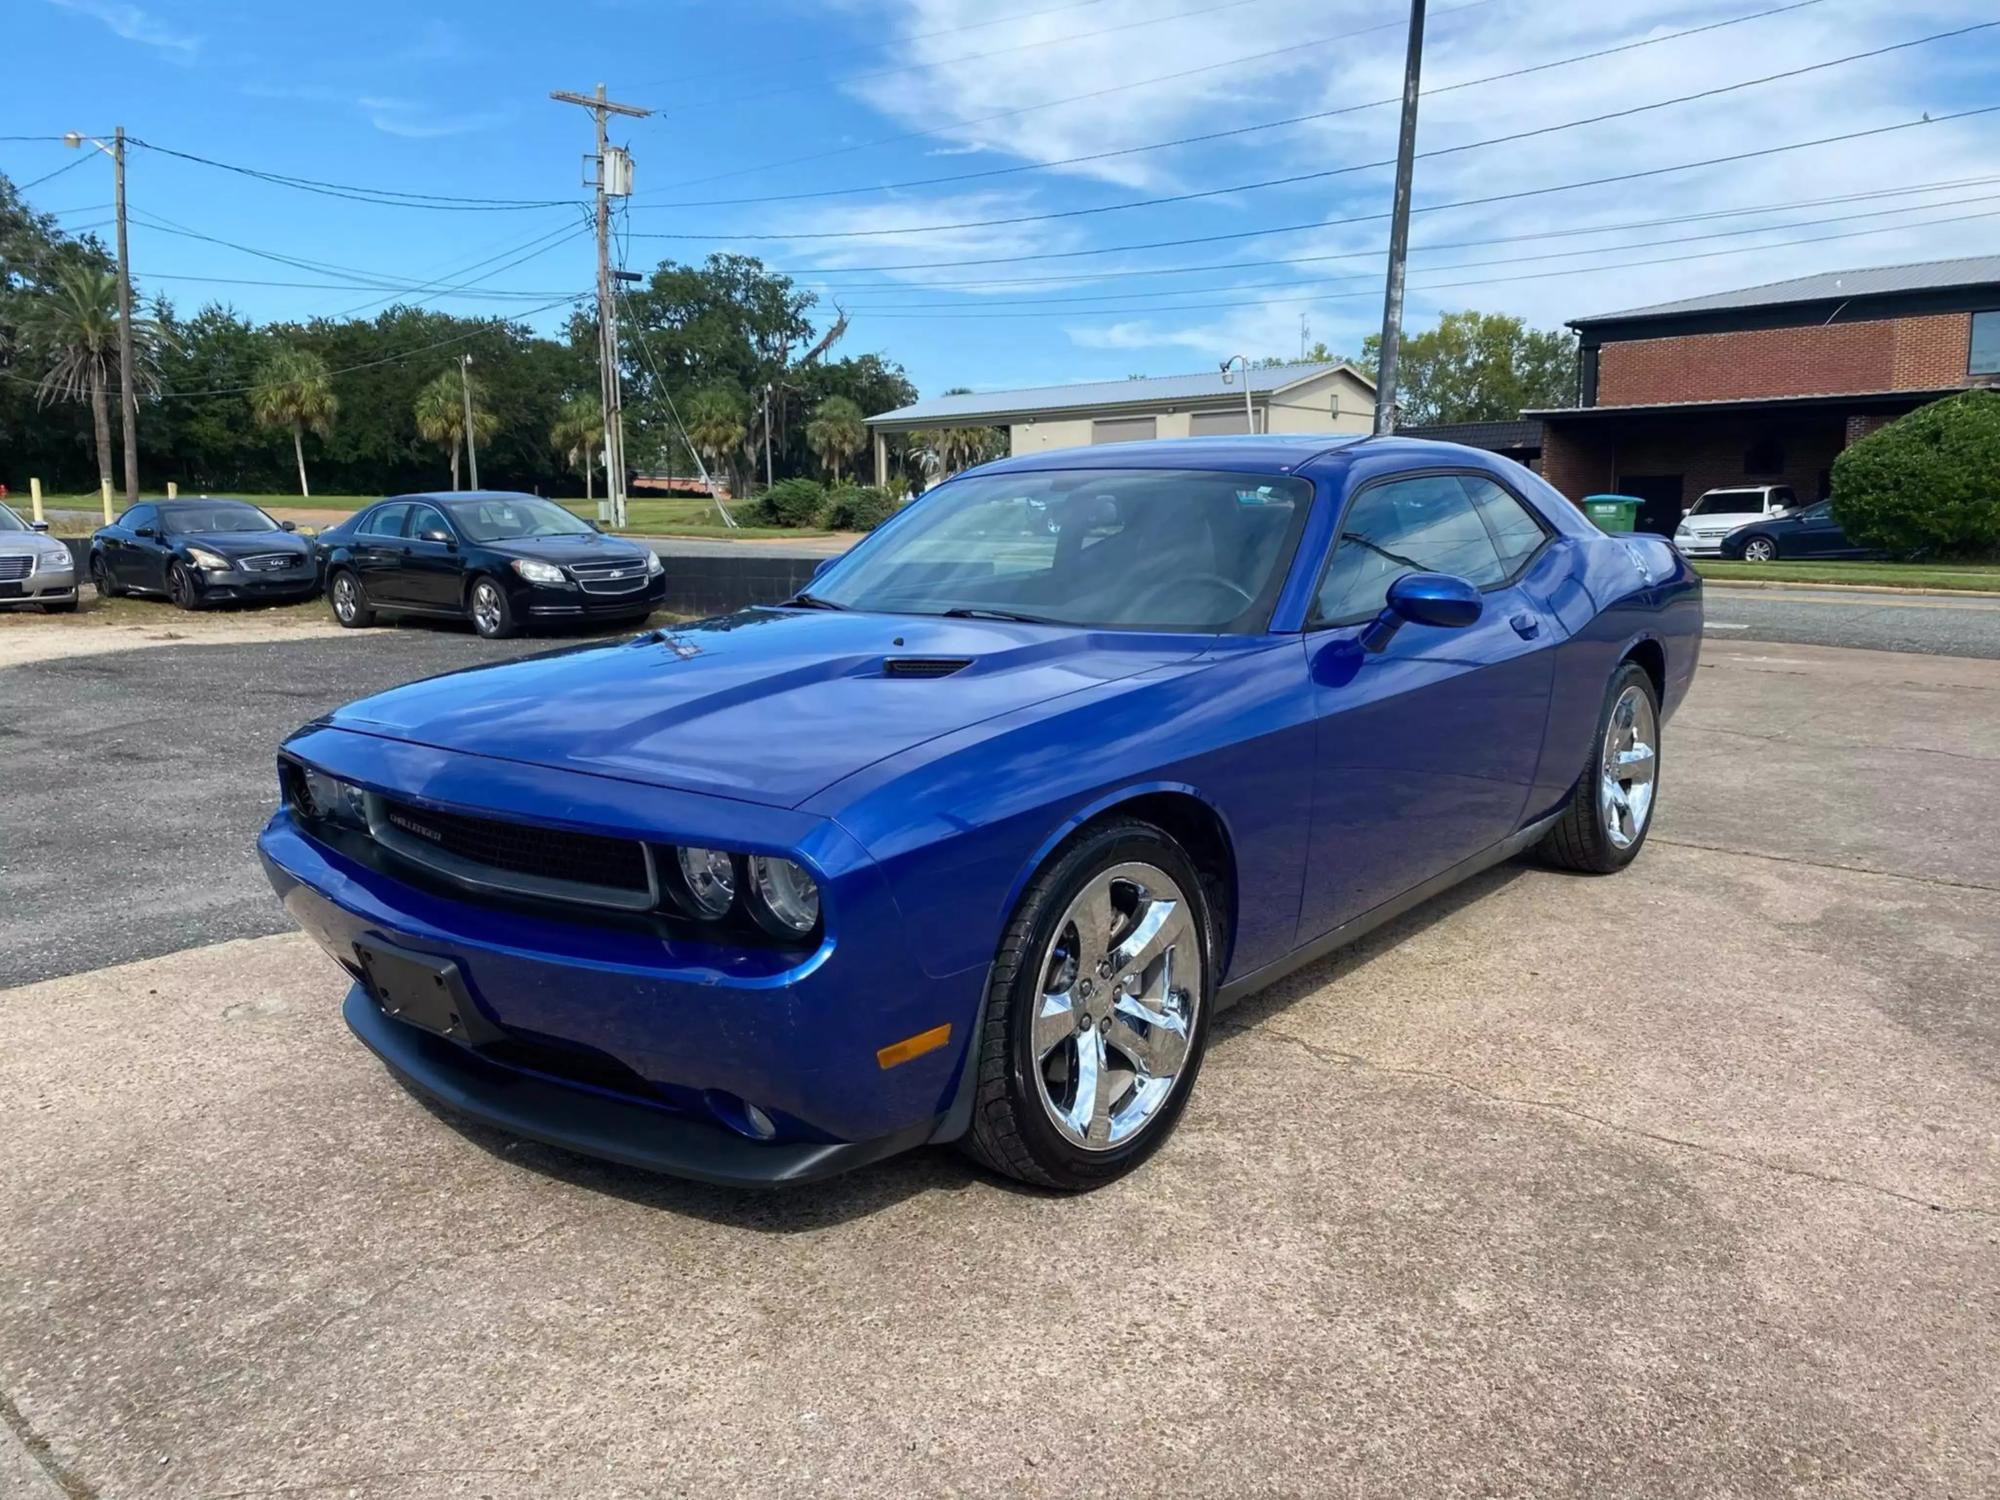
[2, 638, 1996, 1496]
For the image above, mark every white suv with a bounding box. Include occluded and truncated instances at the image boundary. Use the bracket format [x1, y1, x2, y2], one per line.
[1673, 485, 1799, 556]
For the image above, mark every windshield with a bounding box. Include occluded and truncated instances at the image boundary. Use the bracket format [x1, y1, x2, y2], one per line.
[0, 505, 27, 533]
[161, 503, 279, 535]
[810, 468, 1313, 630]
[1688, 491, 1763, 517]
[446, 496, 594, 542]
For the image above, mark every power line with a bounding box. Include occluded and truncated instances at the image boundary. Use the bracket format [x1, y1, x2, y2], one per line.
[649, 105, 2000, 273]
[13, 154, 93, 193]
[633, 25, 1999, 241]
[830, 192, 2000, 310]
[842, 203, 2000, 319]
[653, 0, 1273, 120]
[325, 216, 593, 318]
[128, 139, 584, 211]
[786, 175, 2000, 294]
[140, 271, 578, 298]
[640, 0, 1829, 209]
[613, 284, 734, 524]
[646, 0, 1500, 194]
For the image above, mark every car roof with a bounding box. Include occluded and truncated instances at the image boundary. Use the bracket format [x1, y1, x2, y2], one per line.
[965, 433, 1535, 481]
[381, 490, 543, 505]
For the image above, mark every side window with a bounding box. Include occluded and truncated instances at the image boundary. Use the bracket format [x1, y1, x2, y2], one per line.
[406, 504, 449, 540]
[362, 503, 410, 538]
[120, 504, 156, 531]
[1311, 474, 1506, 625]
[1460, 475, 1549, 573]
[1771, 486, 1797, 510]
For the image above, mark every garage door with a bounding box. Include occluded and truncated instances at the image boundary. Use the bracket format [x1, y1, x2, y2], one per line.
[1091, 416, 1157, 444]
[1189, 409, 1254, 436]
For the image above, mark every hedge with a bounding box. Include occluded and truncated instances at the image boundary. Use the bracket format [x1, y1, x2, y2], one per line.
[1830, 390, 2000, 558]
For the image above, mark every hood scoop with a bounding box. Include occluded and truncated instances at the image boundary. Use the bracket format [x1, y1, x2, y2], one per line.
[881, 656, 973, 679]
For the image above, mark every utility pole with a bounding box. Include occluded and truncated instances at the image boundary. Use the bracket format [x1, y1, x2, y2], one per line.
[763, 383, 775, 491]
[66, 127, 139, 501]
[551, 83, 650, 526]
[1373, 0, 1426, 437]
[460, 353, 480, 490]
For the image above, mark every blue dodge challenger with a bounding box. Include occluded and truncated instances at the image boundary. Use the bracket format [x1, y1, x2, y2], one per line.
[259, 436, 1700, 1191]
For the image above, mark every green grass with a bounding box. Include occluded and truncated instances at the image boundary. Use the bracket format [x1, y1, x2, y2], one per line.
[554, 496, 833, 539]
[1695, 559, 2000, 592]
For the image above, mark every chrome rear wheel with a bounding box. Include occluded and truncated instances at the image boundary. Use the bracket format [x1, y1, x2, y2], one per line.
[1600, 683, 1658, 849]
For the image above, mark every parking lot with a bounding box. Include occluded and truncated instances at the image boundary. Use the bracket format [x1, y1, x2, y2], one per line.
[3, 619, 1997, 1497]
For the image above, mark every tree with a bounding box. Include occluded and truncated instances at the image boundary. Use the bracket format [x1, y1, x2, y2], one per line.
[910, 424, 1006, 482]
[1255, 341, 1351, 368]
[1831, 390, 2000, 558]
[550, 393, 604, 502]
[1359, 311, 1573, 425]
[683, 383, 749, 495]
[250, 345, 336, 497]
[412, 369, 495, 490]
[804, 394, 865, 484]
[22, 263, 167, 490]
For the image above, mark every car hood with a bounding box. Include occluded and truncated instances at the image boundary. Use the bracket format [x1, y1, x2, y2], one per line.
[324, 608, 1207, 807]
[174, 529, 312, 557]
[483, 533, 652, 564]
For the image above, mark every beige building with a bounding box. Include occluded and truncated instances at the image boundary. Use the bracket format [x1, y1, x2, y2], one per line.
[865, 360, 1377, 483]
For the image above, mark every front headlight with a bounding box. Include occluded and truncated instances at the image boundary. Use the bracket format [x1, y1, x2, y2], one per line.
[746, 855, 821, 937]
[39, 549, 73, 572]
[286, 762, 368, 830]
[674, 845, 737, 920]
[645, 549, 663, 576]
[187, 546, 231, 570]
[511, 558, 567, 585]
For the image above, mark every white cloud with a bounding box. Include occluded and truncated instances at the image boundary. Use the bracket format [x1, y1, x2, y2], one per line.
[46, 0, 199, 61]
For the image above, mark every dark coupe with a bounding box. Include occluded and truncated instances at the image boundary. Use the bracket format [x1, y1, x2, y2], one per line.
[90, 498, 318, 608]
[261, 437, 1701, 1193]
[1719, 499, 1880, 562]
[315, 491, 666, 639]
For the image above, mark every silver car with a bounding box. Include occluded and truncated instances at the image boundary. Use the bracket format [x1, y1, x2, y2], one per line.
[0, 502, 80, 612]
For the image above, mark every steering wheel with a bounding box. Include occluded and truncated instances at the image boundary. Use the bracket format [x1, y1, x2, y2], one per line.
[1129, 571, 1254, 619]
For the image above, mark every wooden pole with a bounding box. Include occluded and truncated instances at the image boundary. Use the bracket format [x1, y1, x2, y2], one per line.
[29, 477, 43, 525]
[101, 479, 114, 524]
[113, 126, 140, 503]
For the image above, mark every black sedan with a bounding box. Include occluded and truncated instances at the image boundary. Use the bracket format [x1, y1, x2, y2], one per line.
[90, 498, 319, 609]
[1720, 500, 1881, 562]
[315, 491, 666, 639]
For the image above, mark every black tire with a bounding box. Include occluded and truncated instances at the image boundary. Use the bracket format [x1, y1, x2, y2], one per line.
[91, 556, 122, 599]
[467, 576, 518, 639]
[1739, 535, 1778, 563]
[167, 562, 202, 611]
[1538, 661, 1661, 874]
[328, 569, 375, 628]
[961, 819, 1215, 1191]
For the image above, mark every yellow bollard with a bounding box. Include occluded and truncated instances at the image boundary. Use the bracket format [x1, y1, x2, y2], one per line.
[166, 481, 177, 498]
[101, 479, 114, 525]
[29, 477, 43, 525]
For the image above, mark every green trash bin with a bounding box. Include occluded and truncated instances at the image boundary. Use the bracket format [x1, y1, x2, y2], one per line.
[1583, 494, 1641, 533]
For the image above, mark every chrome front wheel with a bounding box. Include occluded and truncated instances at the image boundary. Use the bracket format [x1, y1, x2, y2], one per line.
[1031, 861, 1200, 1152]
[1599, 683, 1658, 849]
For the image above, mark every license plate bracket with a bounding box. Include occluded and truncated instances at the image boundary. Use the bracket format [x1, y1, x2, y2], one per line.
[354, 939, 499, 1045]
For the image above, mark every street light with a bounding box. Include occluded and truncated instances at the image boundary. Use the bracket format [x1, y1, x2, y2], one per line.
[1218, 355, 1256, 435]
[66, 127, 139, 505]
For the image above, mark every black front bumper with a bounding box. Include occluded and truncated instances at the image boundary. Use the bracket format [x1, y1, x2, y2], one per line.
[343, 985, 932, 1188]
[517, 573, 667, 619]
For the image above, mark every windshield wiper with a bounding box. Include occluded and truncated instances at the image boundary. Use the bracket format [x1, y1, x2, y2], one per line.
[940, 606, 1054, 624]
[781, 592, 847, 611]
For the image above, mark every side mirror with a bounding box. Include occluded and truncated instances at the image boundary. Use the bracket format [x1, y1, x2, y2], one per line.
[30, 519, 49, 533]
[1361, 572, 1482, 653]
[135, 526, 157, 539]
[280, 520, 297, 532]
[811, 557, 834, 579]
[418, 527, 453, 545]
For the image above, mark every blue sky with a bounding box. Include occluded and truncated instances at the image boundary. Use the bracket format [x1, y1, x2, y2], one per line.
[9, 0, 1999, 401]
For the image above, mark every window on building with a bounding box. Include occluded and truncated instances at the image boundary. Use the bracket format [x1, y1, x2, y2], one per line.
[1744, 436, 1785, 475]
[1189, 409, 1252, 436]
[1091, 416, 1157, 444]
[1971, 310, 2000, 376]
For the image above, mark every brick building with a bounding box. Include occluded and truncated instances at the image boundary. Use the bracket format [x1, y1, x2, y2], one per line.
[1529, 256, 2000, 534]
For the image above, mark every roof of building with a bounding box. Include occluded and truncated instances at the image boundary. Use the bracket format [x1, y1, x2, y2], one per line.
[1527, 386, 1964, 421]
[1572, 255, 2000, 327]
[1396, 418, 1545, 451]
[867, 361, 1373, 427]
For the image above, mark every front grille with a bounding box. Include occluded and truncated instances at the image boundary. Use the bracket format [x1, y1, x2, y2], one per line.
[241, 552, 302, 572]
[0, 556, 31, 581]
[372, 796, 654, 909]
[569, 557, 649, 596]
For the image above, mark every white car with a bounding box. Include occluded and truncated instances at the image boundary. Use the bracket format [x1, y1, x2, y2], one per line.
[0, 502, 79, 612]
[1673, 484, 1800, 556]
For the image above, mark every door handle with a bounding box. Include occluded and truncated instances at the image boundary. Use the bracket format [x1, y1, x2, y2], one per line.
[1509, 612, 1541, 640]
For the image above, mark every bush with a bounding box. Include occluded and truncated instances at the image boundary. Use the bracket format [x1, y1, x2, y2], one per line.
[820, 484, 898, 531]
[757, 477, 826, 528]
[1830, 390, 2000, 558]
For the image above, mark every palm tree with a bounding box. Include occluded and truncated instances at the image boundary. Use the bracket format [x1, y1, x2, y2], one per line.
[23, 264, 167, 491]
[549, 393, 604, 503]
[413, 369, 495, 490]
[911, 424, 1005, 484]
[250, 346, 337, 498]
[684, 384, 748, 496]
[804, 395, 866, 485]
